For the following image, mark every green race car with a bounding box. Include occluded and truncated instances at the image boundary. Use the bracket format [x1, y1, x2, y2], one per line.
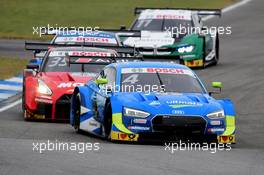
[121, 8, 222, 68]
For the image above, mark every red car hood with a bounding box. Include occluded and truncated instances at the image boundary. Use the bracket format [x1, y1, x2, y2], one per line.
[38, 72, 93, 94]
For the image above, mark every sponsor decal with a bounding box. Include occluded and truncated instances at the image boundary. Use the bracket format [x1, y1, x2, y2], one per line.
[75, 58, 92, 63]
[172, 110, 185, 115]
[149, 101, 161, 106]
[49, 51, 112, 57]
[166, 100, 201, 106]
[76, 37, 110, 43]
[57, 82, 84, 88]
[25, 110, 45, 119]
[59, 32, 115, 38]
[70, 51, 112, 57]
[147, 68, 186, 74]
[33, 114, 45, 119]
[209, 128, 225, 132]
[132, 38, 173, 43]
[55, 36, 117, 44]
[121, 67, 194, 77]
[89, 121, 100, 127]
[156, 15, 186, 20]
[210, 120, 221, 126]
[180, 55, 196, 58]
[139, 10, 192, 20]
[185, 60, 203, 67]
[35, 98, 53, 104]
[70, 72, 97, 77]
[217, 135, 235, 143]
[74, 58, 112, 64]
[128, 126, 150, 131]
[133, 119, 147, 124]
[111, 131, 139, 141]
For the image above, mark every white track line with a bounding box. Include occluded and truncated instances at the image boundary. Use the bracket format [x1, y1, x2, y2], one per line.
[0, 93, 15, 99]
[203, 0, 252, 21]
[0, 84, 22, 91]
[0, 0, 253, 113]
[6, 77, 23, 83]
[0, 99, 22, 113]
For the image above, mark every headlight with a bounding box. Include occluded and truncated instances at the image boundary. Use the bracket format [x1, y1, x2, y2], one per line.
[207, 110, 225, 119]
[177, 45, 194, 53]
[123, 107, 150, 118]
[38, 79, 52, 95]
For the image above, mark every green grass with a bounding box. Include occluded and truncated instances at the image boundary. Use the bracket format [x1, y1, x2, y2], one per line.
[0, 0, 238, 39]
[0, 57, 29, 79]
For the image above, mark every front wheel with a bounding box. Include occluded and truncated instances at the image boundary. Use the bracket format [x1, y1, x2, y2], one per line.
[103, 103, 112, 140]
[22, 85, 25, 111]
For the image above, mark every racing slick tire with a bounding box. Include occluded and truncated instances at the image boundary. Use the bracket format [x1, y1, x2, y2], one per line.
[22, 89, 25, 111]
[103, 103, 112, 140]
[22, 84, 30, 121]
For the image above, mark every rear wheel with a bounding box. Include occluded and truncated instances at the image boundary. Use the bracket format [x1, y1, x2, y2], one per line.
[73, 93, 81, 133]
[22, 84, 25, 111]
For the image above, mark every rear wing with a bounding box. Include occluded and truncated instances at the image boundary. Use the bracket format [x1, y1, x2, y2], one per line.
[24, 41, 139, 55]
[68, 54, 179, 66]
[40, 28, 141, 37]
[67, 55, 144, 72]
[134, 7, 221, 17]
[97, 29, 141, 37]
[68, 55, 144, 65]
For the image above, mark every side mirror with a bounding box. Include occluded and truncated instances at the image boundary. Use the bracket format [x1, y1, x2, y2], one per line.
[26, 64, 39, 70]
[33, 50, 41, 56]
[95, 78, 108, 85]
[120, 25, 126, 30]
[209, 82, 222, 95]
[212, 82, 222, 88]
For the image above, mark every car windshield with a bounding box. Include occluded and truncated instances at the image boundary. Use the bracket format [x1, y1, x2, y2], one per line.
[131, 19, 192, 31]
[120, 68, 205, 93]
[42, 51, 111, 73]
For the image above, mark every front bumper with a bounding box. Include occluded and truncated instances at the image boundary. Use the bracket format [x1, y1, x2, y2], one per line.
[110, 113, 235, 143]
[25, 94, 72, 121]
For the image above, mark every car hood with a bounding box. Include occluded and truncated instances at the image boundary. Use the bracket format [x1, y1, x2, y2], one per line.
[123, 31, 174, 48]
[38, 72, 94, 93]
[113, 92, 223, 116]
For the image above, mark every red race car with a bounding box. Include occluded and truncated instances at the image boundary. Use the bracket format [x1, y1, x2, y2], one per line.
[23, 46, 120, 121]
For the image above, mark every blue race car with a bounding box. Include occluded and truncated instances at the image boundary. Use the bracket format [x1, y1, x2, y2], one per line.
[70, 61, 236, 143]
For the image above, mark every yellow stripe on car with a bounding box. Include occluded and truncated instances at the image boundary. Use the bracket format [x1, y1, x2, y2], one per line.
[222, 115, 236, 136]
[112, 113, 133, 134]
[218, 115, 236, 143]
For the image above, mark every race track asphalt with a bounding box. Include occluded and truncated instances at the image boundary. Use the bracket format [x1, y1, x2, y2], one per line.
[0, 0, 264, 174]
